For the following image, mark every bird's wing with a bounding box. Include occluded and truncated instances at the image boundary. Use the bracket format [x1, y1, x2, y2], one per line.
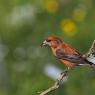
[56, 49, 83, 64]
[62, 42, 81, 55]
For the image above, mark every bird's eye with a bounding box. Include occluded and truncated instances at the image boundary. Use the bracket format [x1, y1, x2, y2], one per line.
[47, 40, 51, 42]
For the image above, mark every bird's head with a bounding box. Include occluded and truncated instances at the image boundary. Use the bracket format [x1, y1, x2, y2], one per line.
[41, 36, 62, 48]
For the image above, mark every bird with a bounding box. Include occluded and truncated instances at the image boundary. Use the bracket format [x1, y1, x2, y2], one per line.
[41, 36, 94, 71]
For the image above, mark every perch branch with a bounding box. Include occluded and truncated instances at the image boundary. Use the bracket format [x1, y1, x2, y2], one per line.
[39, 70, 68, 95]
[83, 40, 95, 64]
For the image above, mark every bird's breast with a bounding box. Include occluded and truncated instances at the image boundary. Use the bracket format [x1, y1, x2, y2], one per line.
[60, 59, 74, 68]
[51, 47, 57, 56]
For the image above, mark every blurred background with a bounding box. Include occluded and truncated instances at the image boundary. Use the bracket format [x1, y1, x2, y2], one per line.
[0, 0, 95, 95]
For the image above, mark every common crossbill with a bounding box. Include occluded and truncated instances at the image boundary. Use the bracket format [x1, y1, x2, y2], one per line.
[42, 36, 94, 70]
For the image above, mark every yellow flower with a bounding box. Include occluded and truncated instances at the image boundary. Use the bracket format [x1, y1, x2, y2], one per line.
[60, 19, 77, 37]
[72, 8, 86, 22]
[44, 0, 59, 13]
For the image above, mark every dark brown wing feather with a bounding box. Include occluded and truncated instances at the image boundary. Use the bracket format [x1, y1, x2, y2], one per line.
[56, 49, 84, 64]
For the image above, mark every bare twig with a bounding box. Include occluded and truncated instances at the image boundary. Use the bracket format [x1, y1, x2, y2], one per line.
[84, 40, 95, 64]
[39, 70, 68, 95]
[83, 40, 95, 57]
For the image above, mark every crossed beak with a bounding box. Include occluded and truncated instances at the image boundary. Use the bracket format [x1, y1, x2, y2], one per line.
[41, 40, 48, 47]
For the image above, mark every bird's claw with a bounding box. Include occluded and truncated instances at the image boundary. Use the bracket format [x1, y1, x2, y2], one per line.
[61, 69, 68, 76]
[56, 70, 68, 85]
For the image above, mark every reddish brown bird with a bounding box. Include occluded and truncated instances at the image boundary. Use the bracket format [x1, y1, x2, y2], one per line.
[41, 36, 94, 70]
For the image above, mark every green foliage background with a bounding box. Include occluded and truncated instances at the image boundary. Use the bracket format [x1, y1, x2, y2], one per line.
[0, 0, 95, 95]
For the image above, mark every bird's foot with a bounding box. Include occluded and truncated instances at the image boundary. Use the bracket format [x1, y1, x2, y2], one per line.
[61, 69, 68, 75]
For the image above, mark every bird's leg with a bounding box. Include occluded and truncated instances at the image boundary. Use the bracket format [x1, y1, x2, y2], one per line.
[61, 68, 69, 76]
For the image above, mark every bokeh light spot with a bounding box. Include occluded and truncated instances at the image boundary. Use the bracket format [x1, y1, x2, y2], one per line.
[44, 0, 59, 14]
[60, 19, 77, 37]
[72, 5, 87, 22]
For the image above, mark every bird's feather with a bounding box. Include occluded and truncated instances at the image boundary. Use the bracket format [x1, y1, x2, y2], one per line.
[56, 49, 84, 64]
